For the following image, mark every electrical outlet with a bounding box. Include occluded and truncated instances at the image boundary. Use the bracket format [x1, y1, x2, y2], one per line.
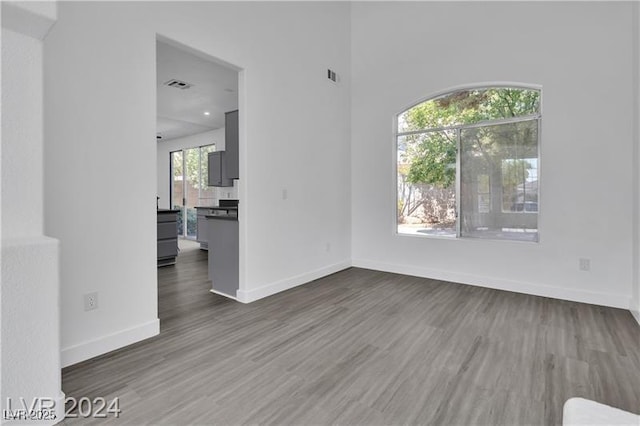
[84, 292, 99, 311]
[579, 258, 591, 272]
[282, 189, 288, 200]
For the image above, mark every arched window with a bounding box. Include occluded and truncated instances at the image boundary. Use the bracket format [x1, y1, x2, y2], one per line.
[397, 86, 541, 242]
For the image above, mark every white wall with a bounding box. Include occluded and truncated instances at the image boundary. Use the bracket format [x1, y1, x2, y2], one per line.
[156, 128, 237, 210]
[351, 2, 634, 309]
[1, 1, 64, 423]
[44, 2, 160, 366]
[44, 1, 351, 365]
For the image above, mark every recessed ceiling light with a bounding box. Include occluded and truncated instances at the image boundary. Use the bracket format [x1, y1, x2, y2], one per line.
[204, 111, 210, 116]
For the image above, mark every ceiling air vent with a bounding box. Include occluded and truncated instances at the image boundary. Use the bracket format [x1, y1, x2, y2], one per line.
[164, 79, 193, 90]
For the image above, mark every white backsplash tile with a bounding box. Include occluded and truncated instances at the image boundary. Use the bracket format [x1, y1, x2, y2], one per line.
[213, 180, 239, 203]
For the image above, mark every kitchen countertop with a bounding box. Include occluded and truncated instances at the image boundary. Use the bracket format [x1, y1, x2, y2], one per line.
[157, 209, 180, 213]
[205, 214, 238, 221]
[196, 206, 238, 210]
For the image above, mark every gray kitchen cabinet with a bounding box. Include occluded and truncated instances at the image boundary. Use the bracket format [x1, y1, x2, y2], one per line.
[157, 209, 179, 267]
[196, 207, 213, 250]
[225, 110, 239, 179]
[208, 151, 233, 187]
[196, 201, 239, 250]
[207, 215, 239, 298]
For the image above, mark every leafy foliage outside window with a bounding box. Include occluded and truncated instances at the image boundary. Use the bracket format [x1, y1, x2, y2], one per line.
[171, 144, 216, 238]
[397, 86, 540, 240]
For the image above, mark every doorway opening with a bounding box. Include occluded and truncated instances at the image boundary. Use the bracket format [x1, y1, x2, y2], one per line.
[156, 35, 242, 321]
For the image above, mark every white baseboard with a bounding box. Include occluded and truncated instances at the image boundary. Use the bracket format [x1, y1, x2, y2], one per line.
[61, 319, 159, 368]
[352, 258, 630, 309]
[631, 308, 640, 327]
[236, 261, 351, 303]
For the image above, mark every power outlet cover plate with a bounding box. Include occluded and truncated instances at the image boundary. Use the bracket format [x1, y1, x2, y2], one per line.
[84, 292, 99, 311]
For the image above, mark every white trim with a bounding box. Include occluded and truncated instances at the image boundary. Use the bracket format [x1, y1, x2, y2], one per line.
[61, 319, 159, 368]
[393, 83, 543, 244]
[352, 258, 630, 309]
[236, 261, 352, 303]
[631, 309, 640, 327]
[632, 1, 640, 331]
[397, 113, 541, 137]
[396, 82, 542, 119]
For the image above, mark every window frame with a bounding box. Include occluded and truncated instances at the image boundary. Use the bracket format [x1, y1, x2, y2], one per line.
[394, 83, 542, 243]
[169, 143, 217, 210]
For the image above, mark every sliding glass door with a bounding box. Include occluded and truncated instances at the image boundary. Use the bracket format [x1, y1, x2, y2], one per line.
[170, 144, 215, 239]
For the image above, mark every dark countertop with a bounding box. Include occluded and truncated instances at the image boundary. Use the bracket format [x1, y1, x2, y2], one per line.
[197, 206, 238, 211]
[157, 209, 180, 213]
[205, 214, 238, 221]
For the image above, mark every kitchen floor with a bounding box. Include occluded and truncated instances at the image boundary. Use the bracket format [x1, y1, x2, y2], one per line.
[178, 238, 200, 251]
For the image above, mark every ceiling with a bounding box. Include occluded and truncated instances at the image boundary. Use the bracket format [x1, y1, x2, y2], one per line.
[156, 40, 238, 141]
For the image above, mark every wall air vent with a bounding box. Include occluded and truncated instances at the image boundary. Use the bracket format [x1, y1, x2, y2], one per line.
[164, 79, 193, 90]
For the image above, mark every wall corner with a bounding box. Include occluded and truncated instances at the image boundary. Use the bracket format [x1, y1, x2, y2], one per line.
[1, 1, 57, 40]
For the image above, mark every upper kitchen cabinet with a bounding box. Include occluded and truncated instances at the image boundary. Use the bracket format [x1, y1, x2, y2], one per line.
[208, 151, 233, 187]
[225, 110, 239, 179]
[207, 110, 238, 187]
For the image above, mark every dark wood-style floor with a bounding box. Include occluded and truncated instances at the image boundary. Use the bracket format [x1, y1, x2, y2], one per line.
[62, 242, 640, 425]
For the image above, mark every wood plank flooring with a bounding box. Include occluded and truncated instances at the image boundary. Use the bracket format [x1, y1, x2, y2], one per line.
[61, 243, 640, 425]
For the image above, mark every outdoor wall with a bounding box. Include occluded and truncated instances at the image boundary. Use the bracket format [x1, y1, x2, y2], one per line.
[44, 1, 351, 365]
[155, 128, 237, 210]
[351, 1, 635, 309]
[1, 1, 64, 423]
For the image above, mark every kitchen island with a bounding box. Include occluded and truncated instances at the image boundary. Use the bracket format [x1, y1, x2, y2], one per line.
[206, 205, 238, 299]
[157, 209, 180, 266]
[195, 205, 238, 250]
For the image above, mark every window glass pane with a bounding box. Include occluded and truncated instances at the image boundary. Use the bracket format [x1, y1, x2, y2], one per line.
[199, 144, 216, 204]
[184, 148, 200, 238]
[397, 130, 457, 237]
[398, 87, 540, 133]
[171, 151, 184, 237]
[459, 119, 538, 241]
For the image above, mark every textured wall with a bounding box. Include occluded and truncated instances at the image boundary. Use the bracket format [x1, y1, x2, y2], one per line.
[1, 1, 63, 423]
[1, 238, 64, 424]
